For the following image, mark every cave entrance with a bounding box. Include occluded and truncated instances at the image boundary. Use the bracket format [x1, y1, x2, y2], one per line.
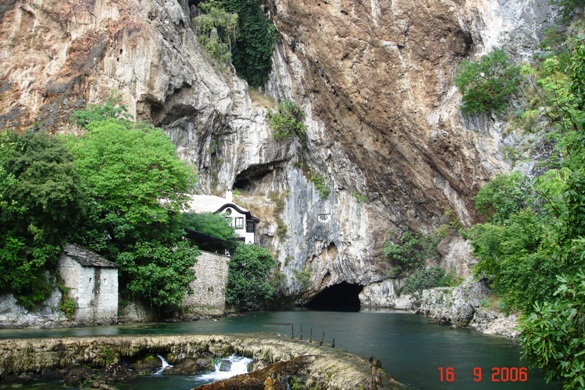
[305, 282, 363, 311]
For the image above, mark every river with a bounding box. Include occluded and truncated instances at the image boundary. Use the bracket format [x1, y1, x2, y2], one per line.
[0, 309, 558, 389]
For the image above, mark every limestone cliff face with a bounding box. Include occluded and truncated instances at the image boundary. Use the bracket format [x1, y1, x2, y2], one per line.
[0, 0, 554, 302]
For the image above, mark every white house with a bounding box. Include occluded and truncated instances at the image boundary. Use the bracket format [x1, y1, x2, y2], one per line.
[186, 190, 259, 244]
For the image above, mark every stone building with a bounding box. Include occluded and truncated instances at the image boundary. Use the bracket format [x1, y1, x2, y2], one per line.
[57, 244, 118, 325]
[183, 251, 230, 317]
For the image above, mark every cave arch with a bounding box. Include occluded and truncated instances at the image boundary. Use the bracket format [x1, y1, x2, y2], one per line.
[305, 282, 363, 311]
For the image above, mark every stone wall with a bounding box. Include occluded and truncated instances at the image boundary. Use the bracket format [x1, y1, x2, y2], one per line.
[57, 256, 118, 325]
[183, 251, 230, 317]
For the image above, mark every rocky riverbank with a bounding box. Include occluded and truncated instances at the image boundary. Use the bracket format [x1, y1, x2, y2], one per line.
[416, 278, 520, 338]
[0, 333, 406, 389]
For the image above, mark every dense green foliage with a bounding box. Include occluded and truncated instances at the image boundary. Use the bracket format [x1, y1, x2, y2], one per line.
[220, 0, 276, 87]
[465, 38, 585, 387]
[266, 100, 307, 146]
[383, 230, 445, 277]
[195, 0, 276, 86]
[181, 212, 238, 243]
[400, 267, 456, 295]
[194, 1, 238, 64]
[473, 172, 535, 223]
[65, 100, 200, 315]
[454, 49, 522, 115]
[225, 244, 276, 310]
[0, 131, 84, 309]
[520, 271, 585, 388]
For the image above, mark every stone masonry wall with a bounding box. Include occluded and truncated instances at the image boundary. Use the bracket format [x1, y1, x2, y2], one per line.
[183, 251, 230, 317]
[57, 256, 118, 325]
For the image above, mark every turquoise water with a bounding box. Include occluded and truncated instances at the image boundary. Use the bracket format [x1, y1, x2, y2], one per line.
[0, 309, 559, 389]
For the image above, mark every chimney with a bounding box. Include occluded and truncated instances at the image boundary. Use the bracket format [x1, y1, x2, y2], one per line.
[226, 189, 233, 203]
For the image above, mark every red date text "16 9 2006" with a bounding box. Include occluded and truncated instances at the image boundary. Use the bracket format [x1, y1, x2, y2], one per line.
[438, 367, 528, 382]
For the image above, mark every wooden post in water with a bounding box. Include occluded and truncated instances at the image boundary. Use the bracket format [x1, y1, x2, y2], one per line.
[320, 331, 325, 346]
[300, 324, 303, 340]
[309, 328, 313, 343]
[332, 338, 335, 348]
[291, 323, 294, 339]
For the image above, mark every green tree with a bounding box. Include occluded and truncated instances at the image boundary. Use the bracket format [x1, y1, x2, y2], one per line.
[520, 271, 585, 388]
[474, 172, 535, 224]
[466, 43, 585, 388]
[0, 130, 84, 309]
[194, 0, 238, 64]
[220, 0, 276, 87]
[383, 230, 445, 277]
[225, 244, 276, 311]
[65, 101, 200, 315]
[454, 49, 523, 115]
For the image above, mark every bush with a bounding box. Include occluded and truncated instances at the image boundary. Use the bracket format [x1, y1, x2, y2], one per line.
[310, 173, 330, 200]
[225, 244, 276, 310]
[474, 172, 535, 224]
[454, 49, 522, 115]
[220, 0, 276, 87]
[400, 267, 454, 295]
[194, 1, 238, 64]
[266, 100, 307, 146]
[383, 230, 444, 277]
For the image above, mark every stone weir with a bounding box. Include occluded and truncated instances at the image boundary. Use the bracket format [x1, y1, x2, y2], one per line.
[0, 333, 405, 389]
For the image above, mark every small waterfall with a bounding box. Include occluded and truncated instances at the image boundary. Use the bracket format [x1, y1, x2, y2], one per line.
[154, 354, 173, 375]
[195, 355, 253, 382]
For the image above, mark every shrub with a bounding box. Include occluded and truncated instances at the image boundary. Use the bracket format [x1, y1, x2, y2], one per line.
[194, 1, 238, 64]
[474, 172, 535, 224]
[226, 244, 276, 310]
[220, 0, 276, 87]
[454, 49, 522, 115]
[400, 267, 453, 295]
[383, 230, 444, 277]
[310, 173, 330, 200]
[266, 100, 307, 145]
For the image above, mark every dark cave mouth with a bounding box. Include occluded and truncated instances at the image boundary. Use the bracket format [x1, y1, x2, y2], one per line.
[305, 282, 363, 311]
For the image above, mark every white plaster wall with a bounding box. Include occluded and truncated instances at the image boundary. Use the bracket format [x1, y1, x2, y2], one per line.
[57, 255, 118, 325]
[76, 266, 97, 323]
[96, 268, 118, 324]
[183, 251, 230, 317]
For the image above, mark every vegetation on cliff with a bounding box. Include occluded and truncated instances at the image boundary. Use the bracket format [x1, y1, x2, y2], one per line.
[195, 0, 276, 87]
[454, 49, 522, 115]
[462, 17, 585, 386]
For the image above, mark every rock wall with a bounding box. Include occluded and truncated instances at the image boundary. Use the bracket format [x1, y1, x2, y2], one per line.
[0, 0, 555, 303]
[0, 290, 67, 329]
[183, 251, 230, 317]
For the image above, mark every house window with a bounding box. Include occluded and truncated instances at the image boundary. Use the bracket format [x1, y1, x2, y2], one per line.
[246, 220, 255, 233]
[234, 217, 244, 229]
